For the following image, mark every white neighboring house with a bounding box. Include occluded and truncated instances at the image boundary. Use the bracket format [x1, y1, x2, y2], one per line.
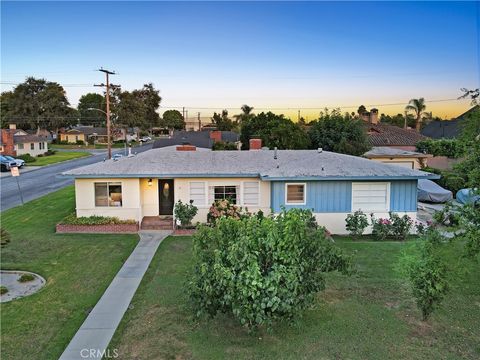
[0, 125, 49, 157]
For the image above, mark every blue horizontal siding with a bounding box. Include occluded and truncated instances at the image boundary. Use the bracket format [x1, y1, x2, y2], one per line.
[390, 180, 418, 212]
[271, 180, 418, 213]
[271, 181, 352, 213]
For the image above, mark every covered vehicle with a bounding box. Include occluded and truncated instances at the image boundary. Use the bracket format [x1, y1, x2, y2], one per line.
[456, 189, 480, 205]
[417, 179, 453, 203]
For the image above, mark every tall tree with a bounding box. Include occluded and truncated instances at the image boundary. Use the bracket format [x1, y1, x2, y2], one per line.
[234, 104, 255, 123]
[240, 112, 310, 149]
[132, 83, 161, 128]
[160, 110, 185, 130]
[405, 98, 427, 131]
[114, 90, 147, 130]
[308, 109, 370, 156]
[1, 77, 76, 131]
[77, 93, 106, 126]
[212, 109, 238, 131]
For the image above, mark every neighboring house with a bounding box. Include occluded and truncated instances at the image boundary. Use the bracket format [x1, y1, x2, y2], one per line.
[26, 129, 54, 142]
[421, 105, 479, 139]
[60, 126, 125, 144]
[366, 123, 427, 151]
[1, 125, 48, 157]
[152, 130, 240, 149]
[64, 139, 437, 234]
[364, 147, 432, 169]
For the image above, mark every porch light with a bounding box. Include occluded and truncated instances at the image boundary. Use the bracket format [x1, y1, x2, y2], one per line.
[148, 178, 153, 187]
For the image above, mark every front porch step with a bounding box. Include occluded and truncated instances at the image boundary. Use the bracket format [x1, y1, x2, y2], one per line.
[141, 216, 174, 230]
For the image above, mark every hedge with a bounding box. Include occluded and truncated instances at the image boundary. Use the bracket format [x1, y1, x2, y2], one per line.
[416, 139, 465, 158]
[60, 213, 136, 225]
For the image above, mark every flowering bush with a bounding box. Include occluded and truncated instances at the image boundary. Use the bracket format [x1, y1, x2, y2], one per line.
[345, 210, 369, 239]
[389, 212, 413, 240]
[207, 199, 245, 223]
[371, 216, 392, 241]
[174, 200, 198, 228]
[371, 212, 413, 241]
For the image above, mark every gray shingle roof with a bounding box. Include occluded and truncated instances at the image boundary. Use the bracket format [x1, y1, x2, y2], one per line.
[64, 149, 438, 180]
[364, 147, 432, 158]
[152, 130, 240, 149]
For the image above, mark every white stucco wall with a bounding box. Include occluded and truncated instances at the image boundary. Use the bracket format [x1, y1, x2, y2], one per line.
[16, 141, 48, 157]
[310, 211, 417, 235]
[75, 178, 142, 221]
[140, 178, 159, 217]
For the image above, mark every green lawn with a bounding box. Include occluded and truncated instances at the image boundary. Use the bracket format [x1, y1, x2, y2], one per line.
[0, 187, 138, 360]
[31, 151, 90, 166]
[108, 236, 480, 360]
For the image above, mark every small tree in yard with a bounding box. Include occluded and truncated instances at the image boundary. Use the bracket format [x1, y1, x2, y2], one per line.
[188, 208, 351, 329]
[400, 230, 449, 320]
[174, 200, 198, 228]
[345, 210, 369, 239]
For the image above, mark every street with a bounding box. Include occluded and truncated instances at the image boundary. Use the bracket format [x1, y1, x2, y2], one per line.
[0, 143, 153, 211]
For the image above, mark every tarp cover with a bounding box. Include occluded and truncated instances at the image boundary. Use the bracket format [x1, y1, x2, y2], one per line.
[456, 188, 480, 205]
[417, 179, 453, 203]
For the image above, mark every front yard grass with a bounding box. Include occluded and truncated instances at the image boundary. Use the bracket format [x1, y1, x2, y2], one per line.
[108, 236, 480, 360]
[0, 187, 138, 360]
[31, 151, 89, 166]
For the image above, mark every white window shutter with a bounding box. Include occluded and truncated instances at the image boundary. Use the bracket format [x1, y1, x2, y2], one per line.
[243, 182, 259, 206]
[189, 182, 206, 206]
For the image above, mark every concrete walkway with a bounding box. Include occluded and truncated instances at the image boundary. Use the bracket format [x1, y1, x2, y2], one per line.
[59, 231, 171, 360]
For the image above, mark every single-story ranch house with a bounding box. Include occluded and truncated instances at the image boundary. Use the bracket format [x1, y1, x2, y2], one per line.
[64, 144, 438, 234]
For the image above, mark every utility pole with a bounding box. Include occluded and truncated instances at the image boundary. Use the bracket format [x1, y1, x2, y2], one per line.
[186, 110, 188, 129]
[298, 110, 300, 122]
[95, 68, 118, 159]
[182, 107, 185, 130]
[404, 110, 408, 129]
[198, 112, 201, 131]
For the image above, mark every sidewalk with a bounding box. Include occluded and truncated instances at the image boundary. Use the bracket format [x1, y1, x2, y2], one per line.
[59, 231, 171, 360]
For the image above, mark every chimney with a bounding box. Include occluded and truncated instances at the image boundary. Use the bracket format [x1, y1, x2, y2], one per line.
[249, 138, 262, 150]
[1, 129, 16, 156]
[209, 130, 222, 143]
[370, 108, 379, 124]
[9, 124, 16, 130]
[176, 144, 196, 151]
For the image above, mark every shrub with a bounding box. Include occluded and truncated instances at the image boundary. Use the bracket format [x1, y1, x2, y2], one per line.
[61, 213, 136, 225]
[189, 208, 351, 329]
[174, 200, 198, 228]
[207, 199, 245, 223]
[432, 202, 460, 227]
[441, 174, 466, 194]
[400, 230, 449, 320]
[16, 154, 36, 163]
[345, 210, 369, 239]
[371, 216, 392, 241]
[0, 286, 8, 295]
[37, 154, 43, 157]
[76, 140, 85, 145]
[44, 149, 57, 156]
[371, 212, 413, 241]
[212, 141, 238, 151]
[457, 196, 480, 258]
[18, 273, 35, 283]
[1, 228, 11, 247]
[416, 138, 465, 158]
[389, 212, 413, 240]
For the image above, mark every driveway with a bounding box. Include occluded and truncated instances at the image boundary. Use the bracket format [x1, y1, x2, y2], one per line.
[0, 143, 153, 211]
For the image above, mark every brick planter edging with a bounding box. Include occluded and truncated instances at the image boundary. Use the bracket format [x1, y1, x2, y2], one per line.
[56, 223, 139, 234]
[173, 229, 197, 236]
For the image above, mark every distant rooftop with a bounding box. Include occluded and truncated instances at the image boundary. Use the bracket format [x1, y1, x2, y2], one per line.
[367, 123, 427, 146]
[364, 146, 432, 158]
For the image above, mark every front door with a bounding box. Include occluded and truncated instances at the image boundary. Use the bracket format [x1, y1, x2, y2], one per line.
[158, 179, 174, 215]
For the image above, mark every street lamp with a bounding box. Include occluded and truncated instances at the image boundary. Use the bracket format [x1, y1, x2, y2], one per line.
[87, 108, 111, 158]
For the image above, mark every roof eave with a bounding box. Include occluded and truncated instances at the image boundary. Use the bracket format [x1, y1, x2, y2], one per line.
[260, 174, 440, 181]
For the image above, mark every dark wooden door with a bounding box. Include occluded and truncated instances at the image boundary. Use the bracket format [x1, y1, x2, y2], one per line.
[158, 179, 174, 215]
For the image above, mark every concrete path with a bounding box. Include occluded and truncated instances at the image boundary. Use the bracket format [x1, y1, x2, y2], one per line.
[59, 231, 171, 360]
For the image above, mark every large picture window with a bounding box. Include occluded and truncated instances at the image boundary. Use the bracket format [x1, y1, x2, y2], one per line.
[285, 183, 306, 205]
[209, 185, 239, 204]
[95, 182, 123, 207]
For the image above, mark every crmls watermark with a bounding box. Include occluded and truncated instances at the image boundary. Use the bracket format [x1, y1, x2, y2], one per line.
[80, 348, 119, 359]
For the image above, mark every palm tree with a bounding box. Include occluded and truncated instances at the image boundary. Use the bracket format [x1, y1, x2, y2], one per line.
[405, 98, 427, 131]
[234, 104, 254, 123]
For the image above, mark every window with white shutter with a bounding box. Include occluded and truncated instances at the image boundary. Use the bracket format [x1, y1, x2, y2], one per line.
[189, 182, 206, 206]
[243, 181, 260, 206]
[352, 182, 389, 212]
